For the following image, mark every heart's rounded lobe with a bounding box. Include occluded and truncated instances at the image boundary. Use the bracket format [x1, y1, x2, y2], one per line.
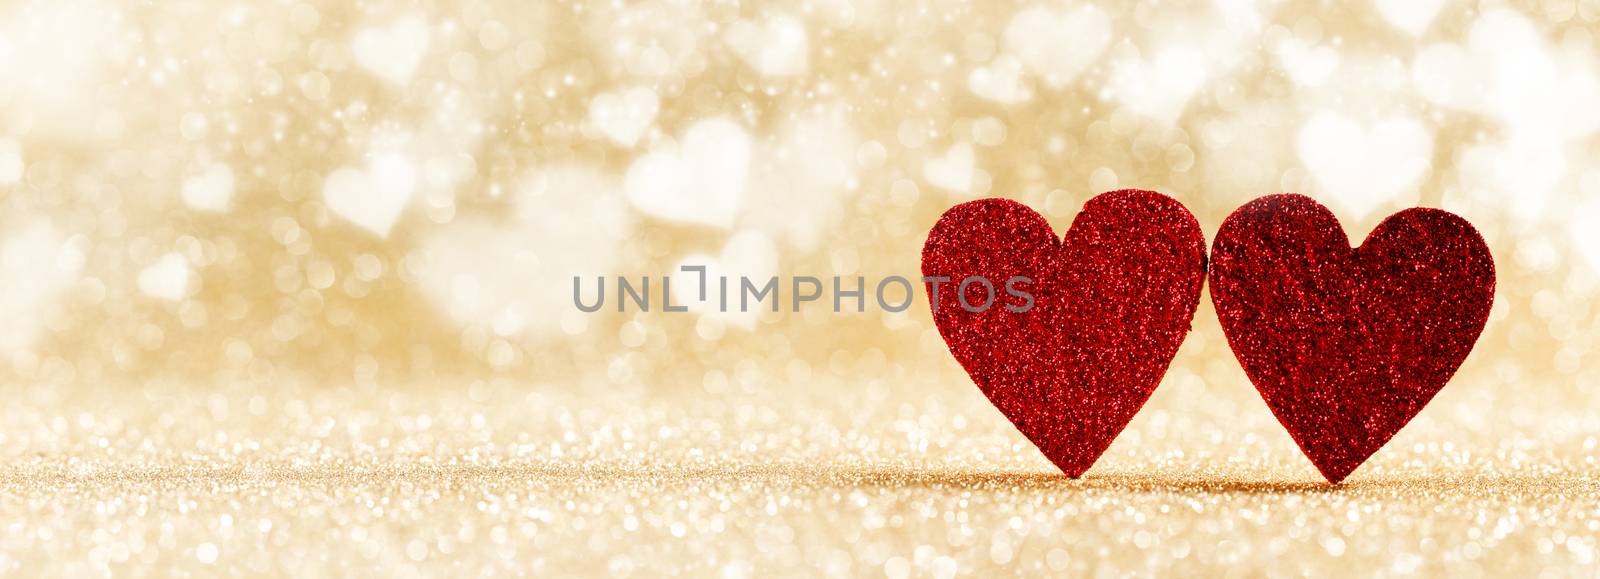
[1210, 194, 1495, 483]
[921, 190, 1207, 477]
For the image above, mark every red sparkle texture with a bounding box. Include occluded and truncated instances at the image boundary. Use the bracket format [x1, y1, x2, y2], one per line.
[1210, 194, 1495, 483]
[921, 190, 1208, 478]
[922, 191, 1494, 483]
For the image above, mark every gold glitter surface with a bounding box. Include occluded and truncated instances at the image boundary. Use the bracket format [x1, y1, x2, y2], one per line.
[2, 382, 1597, 576]
[1, 0, 1600, 575]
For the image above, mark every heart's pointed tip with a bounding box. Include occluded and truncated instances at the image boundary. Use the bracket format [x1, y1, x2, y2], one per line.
[1049, 459, 1091, 479]
[1311, 460, 1360, 485]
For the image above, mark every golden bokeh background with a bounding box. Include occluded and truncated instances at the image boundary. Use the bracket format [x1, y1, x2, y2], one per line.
[1, 0, 1597, 575]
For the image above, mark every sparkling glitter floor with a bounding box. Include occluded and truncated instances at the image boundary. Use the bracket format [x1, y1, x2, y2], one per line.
[3, 381, 1596, 577]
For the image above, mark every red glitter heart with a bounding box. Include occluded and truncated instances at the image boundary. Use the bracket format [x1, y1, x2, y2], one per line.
[1210, 194, 1495, 483]
[921, 190, 1207, 477]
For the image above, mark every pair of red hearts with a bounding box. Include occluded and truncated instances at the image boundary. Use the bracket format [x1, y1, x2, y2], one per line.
[921, 190, 1495, 483]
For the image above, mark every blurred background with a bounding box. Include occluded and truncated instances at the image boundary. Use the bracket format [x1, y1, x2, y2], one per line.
[0, 0, 1597, 576]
